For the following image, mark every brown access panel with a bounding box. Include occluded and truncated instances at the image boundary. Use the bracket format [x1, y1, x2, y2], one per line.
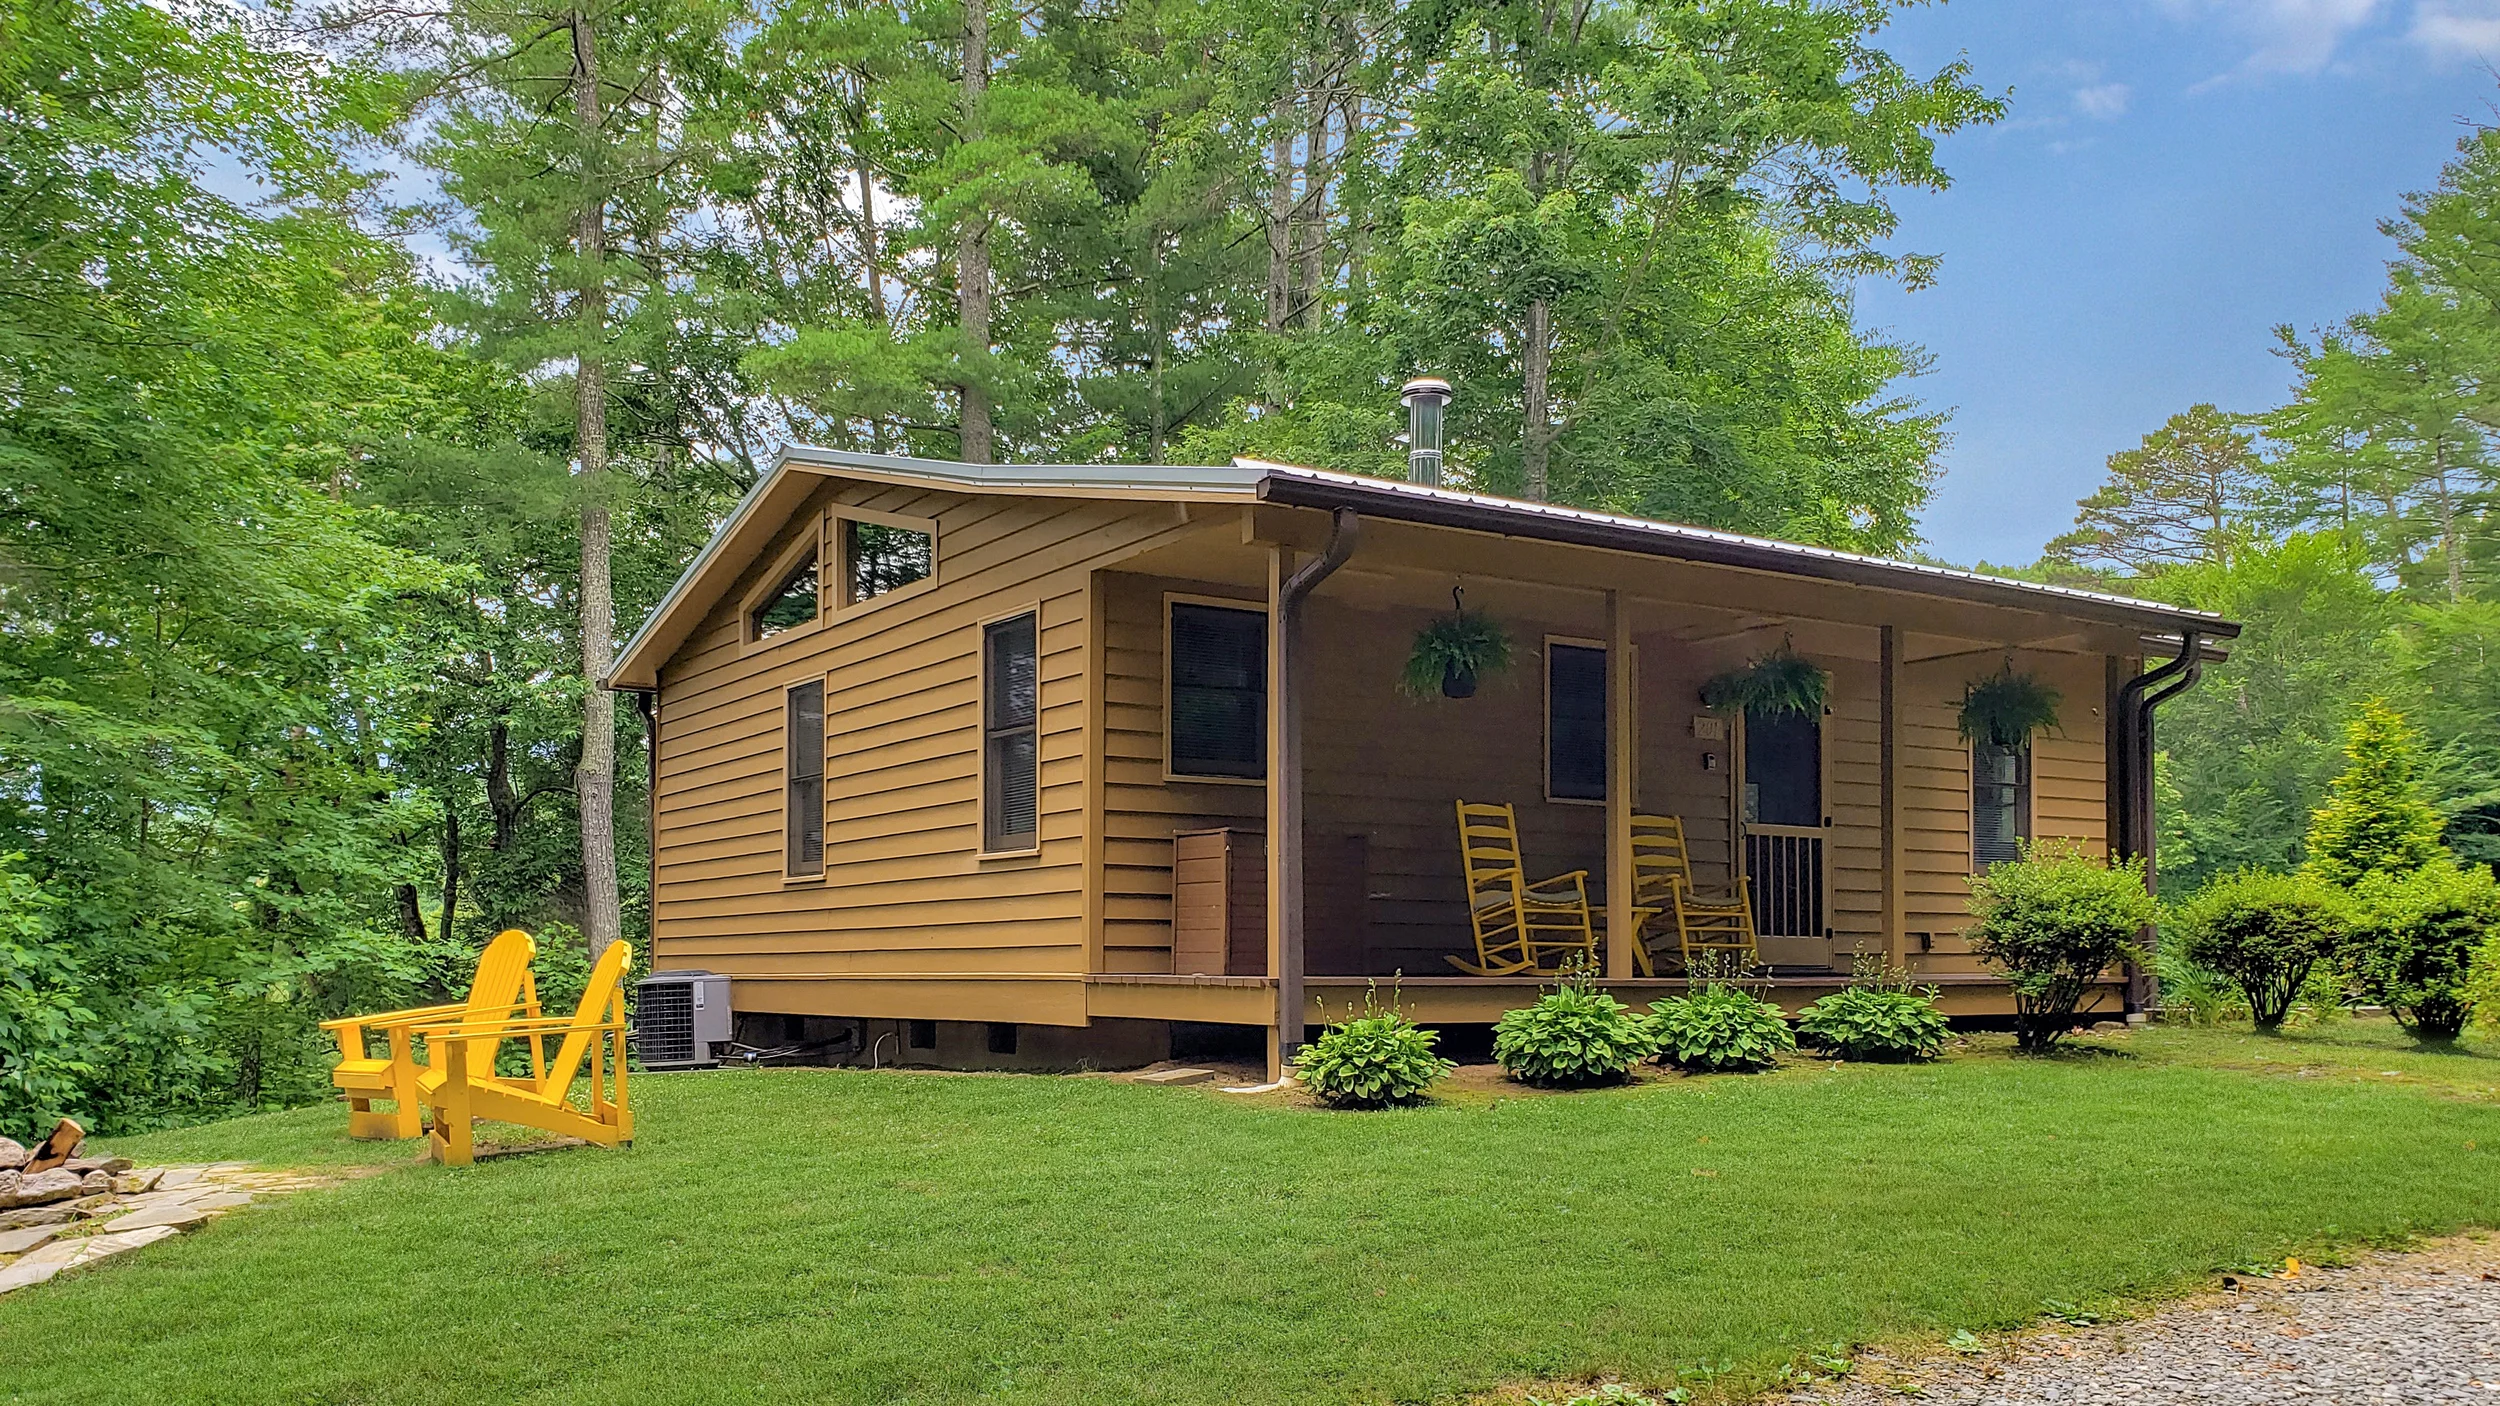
[1171, 828, 1368, 976]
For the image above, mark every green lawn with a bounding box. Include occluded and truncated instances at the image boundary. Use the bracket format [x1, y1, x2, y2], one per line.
[6, 1022, 2500, 1405]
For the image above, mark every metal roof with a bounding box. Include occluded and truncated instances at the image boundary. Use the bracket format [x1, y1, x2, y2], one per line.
[606, 444, 2233, 690]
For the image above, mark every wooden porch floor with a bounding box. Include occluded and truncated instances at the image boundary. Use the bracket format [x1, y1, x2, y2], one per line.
[1085, 971, 2108, 1026]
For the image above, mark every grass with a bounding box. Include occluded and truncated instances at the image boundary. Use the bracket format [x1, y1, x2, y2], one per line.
[5, 1021, 2500, 1405]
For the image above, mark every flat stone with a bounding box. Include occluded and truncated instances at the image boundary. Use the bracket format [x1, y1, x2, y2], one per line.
[2089, 1020, 2129, 1034]
[1135, 1067, 1220, 1085]
[6, 1169, 84, 1207]
[64, 1156, 130, 1175]
[0, 1203, 75, 1232]
[153, 1167, 207, 1190]
[76, 1170, 111, 1195]
[109, 1171, 159, 1195]
[103, 1200, 211, 1232]
[0, 1223, 63, 1255]
[0, 1224, 177, 1295]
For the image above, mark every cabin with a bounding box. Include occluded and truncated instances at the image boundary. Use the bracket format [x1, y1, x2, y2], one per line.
[606, 440, 2236, 1078]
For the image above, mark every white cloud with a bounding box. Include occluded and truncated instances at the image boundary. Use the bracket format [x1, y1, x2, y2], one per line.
[2413, 1, 2500, 59]
[2074, 82, 2133, 119]
[2165, 0, 2387, 85]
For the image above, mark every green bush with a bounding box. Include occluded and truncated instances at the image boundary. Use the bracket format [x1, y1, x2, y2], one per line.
[2305, 699, 2445, 888]
[1492, 965, 1659, 1087]
[2170, 870, 2356, 1030]
[1794, 964, 1949, 1061]
[2152, 923, 2247, 1027]
[2349, 859, 2500, 1040]
[1294, 990, 1454, 1108]
[1649, 983, 1794, 1072]
[1966, 841, 2156, 1052]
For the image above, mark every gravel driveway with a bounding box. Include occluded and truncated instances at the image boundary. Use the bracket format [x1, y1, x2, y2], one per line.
[1777, 1236, 2500, 1405]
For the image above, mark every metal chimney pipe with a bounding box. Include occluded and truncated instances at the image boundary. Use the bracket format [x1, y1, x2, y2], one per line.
[1400, 377, 1451, 486]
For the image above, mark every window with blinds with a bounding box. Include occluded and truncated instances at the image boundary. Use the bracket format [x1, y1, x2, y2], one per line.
[785, 680, 825, 877]
[984, 613, 1039, 850]
[1168, 602, 1266, 779]
[1971, 739, 2031, 870]
[1546, 642, 1606, 800]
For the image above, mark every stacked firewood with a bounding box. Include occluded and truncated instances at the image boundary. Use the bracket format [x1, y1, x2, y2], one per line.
[0, 1120, 138, 1209]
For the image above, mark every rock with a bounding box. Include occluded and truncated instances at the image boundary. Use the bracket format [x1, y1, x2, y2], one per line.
[76, 1170, 110, 1196]
[1135, 1067, 1220, 1085]
[0, 1137, 24, 1171]
[0, 1224, 178, 1295]
[64, 1156, 131, 1175]
[153, 1167, 207, 1191]
[0, 1203, 76, 1232]
[2089, 1020, 2128, 1035]
[0, 1223, 63, 1255]
[20, 1117, 84, 1175]
[110, 1171, 161, 1195]
[104, 1200, 212, 1233]
[6, 1169, 85, 1207]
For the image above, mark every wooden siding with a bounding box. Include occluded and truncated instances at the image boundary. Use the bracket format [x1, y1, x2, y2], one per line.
[650, 479, 1198, 1023]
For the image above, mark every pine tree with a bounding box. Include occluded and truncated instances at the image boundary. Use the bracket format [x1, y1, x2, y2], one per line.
[2048, 404, 2268, 573]
[2305, 698, 2446, 887]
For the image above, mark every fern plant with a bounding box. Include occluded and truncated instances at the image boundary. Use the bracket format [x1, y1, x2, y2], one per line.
[1957, 665, 2062, 748]
[1400, 600, 1512, 699]
[1700, 639, 1827, 717]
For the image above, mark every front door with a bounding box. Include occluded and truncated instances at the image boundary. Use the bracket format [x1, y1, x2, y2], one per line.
[1742, 706, 1829, 968]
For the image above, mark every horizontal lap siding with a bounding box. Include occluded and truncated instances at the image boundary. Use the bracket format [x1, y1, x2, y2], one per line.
[651, 481, 1176, 1008]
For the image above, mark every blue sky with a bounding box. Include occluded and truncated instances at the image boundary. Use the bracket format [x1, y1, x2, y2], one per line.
[1863, 0, 2500, 567]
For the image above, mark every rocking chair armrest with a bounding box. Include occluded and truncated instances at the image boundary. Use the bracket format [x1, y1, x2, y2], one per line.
[1519, 869, 1591, 901]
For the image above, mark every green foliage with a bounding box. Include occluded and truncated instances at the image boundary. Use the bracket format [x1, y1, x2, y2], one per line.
[2348, 859, 2500, 1040]
[1700, 641, 1830, 718]
[2046, 405, 2267, 573]
[1400, 606, 1514, 699]
[1966, 843, 2157, 1053]
[1794, 964, 1950, 1062]
[1294, 989, 1455, 1109]
[1647, 983, 1795, 1073]
[2307, 700, 2447, 888]
[1493, 965, 1659, 1087]
[2171, 870, 2356, 1030]
[1957, 666, 2063, 748]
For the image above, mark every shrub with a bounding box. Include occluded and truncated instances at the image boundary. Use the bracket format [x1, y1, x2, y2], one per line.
[1295, 989, 1454, 1108]
[1649, 982, 1795, 1073]
[1492, 963, 1658, 1087]
[2152, 923, 2247, 1027]
[2349, 859, 2500, 1040]
[2170, 870, 2356, 1030]
[1794, 963, 1949, 1062]
[2305, 699, 2444, 888]
[1966, 841, 2156, 1053]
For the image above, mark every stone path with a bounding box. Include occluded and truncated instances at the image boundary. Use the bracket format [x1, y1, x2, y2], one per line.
[1774, 1236, 2500, 1405]
[0, 1163, 335, 1295]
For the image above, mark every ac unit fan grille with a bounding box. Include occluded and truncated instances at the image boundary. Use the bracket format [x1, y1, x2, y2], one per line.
[635, 981, 697, 1065]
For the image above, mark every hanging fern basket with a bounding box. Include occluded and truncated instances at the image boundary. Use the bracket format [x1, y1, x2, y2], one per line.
[1401, 591, 1513, 700]
[1700, 640, 1830, 717]
[1958, 665, 2062, 748]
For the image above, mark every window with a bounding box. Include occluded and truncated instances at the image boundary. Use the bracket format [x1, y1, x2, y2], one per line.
[1168, 602, 1267, 779]
[1972, 739, 2031, 870]
[1546, 642, 1606, 801]
[844, 519, 932, 605]
[785, 681, 825, 877]
[983, 613, 1039, 851]
[1743, 707, 1822, 827]
[750, 549, 820, 641]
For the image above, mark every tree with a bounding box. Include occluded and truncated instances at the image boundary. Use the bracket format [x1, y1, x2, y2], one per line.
[2047, 405, 2268, 573]
[2306, 699, 2446, 888]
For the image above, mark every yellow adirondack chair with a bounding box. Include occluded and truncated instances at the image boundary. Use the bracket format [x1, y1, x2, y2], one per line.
[1630, 814, 1760, 973]
[1448, 801, 1605, 975]
[321, 929, 541, 1140]
[419, 939, 634, 1168]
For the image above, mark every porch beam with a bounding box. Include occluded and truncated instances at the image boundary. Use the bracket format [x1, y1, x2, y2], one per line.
[1606, 590, 1636, 982]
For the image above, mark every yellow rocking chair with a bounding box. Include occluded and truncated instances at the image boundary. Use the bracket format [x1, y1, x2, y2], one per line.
[1629, 814, 1761, 973]
[321, 929, 541, 1140]
[1448, 801, 1605, 975]
[419, 939, 634, 1168]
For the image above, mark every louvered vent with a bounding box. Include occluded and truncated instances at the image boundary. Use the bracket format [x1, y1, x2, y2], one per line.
[632, 970, 730, 1069]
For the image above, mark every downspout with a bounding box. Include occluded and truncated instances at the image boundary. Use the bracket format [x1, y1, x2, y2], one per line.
[2113, 630, 2204, 1013]
[1275, 507, 1360, 1066]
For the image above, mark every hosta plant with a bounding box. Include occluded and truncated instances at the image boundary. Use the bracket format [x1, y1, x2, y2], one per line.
[1795, 962, 1950, 1062]
[1492, 959, 1659, 1087]
[1649, 982, 1795, 1072]
[1294, 987, 1454, 1108]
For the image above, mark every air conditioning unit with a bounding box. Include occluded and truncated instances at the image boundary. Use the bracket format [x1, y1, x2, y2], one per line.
[633, 969, 731, 1069]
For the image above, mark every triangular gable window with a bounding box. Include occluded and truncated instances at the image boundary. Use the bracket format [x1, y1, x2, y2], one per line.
[750, 549, 820, 641]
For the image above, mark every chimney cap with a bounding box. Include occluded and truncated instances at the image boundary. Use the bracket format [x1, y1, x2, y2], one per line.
[1399, 376, 1452, 405]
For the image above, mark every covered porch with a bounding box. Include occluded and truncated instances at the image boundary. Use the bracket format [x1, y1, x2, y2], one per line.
[1077, 475, 2208, 1075]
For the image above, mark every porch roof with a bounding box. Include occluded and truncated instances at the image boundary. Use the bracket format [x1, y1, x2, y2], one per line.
[606, 444, 2236, 691]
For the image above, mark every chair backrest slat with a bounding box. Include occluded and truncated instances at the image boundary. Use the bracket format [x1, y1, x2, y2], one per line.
[540, 941, 633, 1108]
[450, 929, 537, 1076]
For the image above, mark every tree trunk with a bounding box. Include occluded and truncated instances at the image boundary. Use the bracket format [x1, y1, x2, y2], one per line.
[395, 882, 427, 944]
[1264, 97, 1294, 336]
[2434, 444, 2465, 603]
[487, 720, 519, 850]
[1523, 297, 1552, 502]
[438, 803, 462, 947]
[957, 0, 994, 464]
[1292, 93, 1329, 328]
[572, 8, 622, 961]
[858, 151, 891, 454]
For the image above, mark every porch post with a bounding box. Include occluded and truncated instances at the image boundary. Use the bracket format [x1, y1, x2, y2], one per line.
[1264, 546, 1292, 1079]
[1605, 589, 1635, 981]
[1880, 626, 1903, 970]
